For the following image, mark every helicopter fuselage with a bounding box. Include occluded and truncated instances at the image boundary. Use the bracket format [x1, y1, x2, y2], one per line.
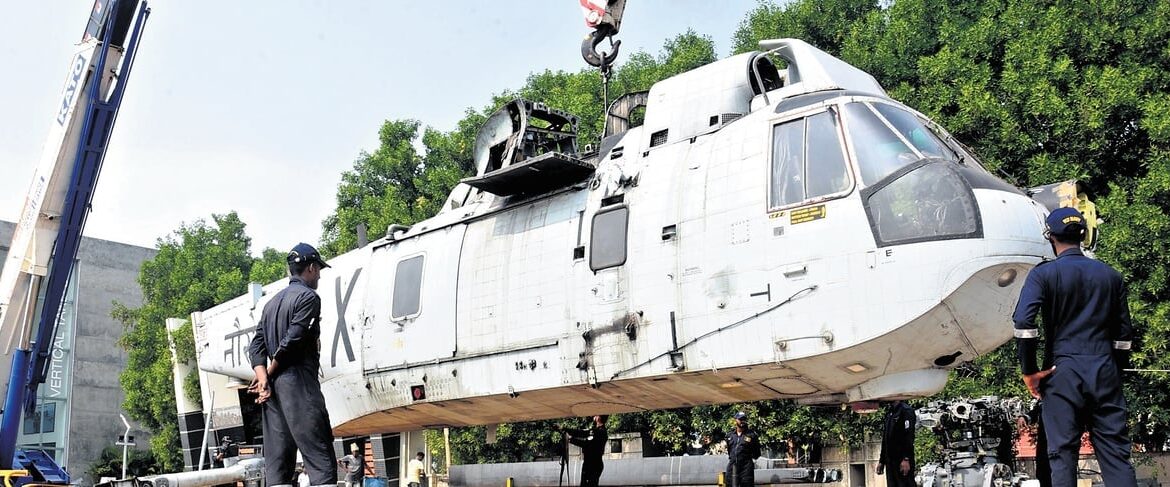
[194, 40, 1052, 435]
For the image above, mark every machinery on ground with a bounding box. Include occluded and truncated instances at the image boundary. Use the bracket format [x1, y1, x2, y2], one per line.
[0, 1, 150, 485]
[915, 397, 1033, 487]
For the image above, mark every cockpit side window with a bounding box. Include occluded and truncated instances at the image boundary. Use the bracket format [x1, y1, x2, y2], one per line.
[843, 103, 919, 185]
[771, 119, 806, 207]
[769, 110, 852, 210]
[806, 111, 851, 198]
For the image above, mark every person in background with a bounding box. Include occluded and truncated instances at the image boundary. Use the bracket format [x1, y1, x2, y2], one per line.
[725, 411, 760, 487]
[563, 415, 609, 487]
[213, 436, 238, 468]
[296, 464, 309, 487]
[407, 452, 426, 487]
[876, 399, 915, 487]
[338, 443, 365, 487]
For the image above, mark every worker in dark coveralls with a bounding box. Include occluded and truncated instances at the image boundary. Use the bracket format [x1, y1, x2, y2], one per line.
[1013, 207, 1137, 487]
[876, 400, 915, 487]
[562, 415, 608, 487]
[248, 243, 337, 487]
[725, 411, 761, 487]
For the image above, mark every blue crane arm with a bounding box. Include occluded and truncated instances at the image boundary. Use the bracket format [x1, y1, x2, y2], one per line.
[1, 0, 150, 478]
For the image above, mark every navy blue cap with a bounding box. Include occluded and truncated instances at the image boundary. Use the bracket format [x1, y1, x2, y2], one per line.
[288, 242, 330, 268]
[733, 411, 747, 420]
[1046, 207, 1086, 237]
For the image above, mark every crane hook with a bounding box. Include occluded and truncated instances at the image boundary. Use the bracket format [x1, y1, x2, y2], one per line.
[581, 26, 621, 69]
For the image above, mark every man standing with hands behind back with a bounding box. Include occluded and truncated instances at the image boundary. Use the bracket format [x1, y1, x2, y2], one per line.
[1013, 207, 1137, 487]
[249, 243, 337, 487]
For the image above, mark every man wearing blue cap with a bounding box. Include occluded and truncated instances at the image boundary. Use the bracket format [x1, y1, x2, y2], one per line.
[1013, 207, 1136, 487]
[724, 411, 760, 487]
[249, 243, 337, 487]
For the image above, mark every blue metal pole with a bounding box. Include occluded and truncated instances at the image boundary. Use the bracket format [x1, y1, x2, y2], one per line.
[0, 350, 32, 469]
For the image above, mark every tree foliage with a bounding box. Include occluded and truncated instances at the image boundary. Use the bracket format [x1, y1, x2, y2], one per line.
[87, 446, 161, 482]
[116, 212, 284, 470]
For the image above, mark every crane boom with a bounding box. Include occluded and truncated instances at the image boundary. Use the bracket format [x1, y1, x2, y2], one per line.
[0, 0, 150, 478]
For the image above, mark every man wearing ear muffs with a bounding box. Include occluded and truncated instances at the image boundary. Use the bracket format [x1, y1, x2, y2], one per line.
[1012, 207, 1137, 487]
[249, 242, 337, 487]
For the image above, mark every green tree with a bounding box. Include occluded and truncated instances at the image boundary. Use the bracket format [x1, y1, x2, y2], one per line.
[87, 446, 161, 481]
[732, 0, 878, 55]
[320, 119, 428, 257]
[116, 212, 278, 470]
[250, 247, 291, 284]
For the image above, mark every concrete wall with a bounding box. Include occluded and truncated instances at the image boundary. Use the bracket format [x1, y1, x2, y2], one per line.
[820, 435, 880, 487]
[0, 220, 156, 485]
[71, 231, 156, 483]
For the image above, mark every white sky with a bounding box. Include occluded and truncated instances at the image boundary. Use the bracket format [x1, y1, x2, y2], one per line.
[0, 1, 758, 253]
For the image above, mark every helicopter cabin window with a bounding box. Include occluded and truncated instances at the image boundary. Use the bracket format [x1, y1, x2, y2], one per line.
[769, 111, 851, 209]
[392, 255, 424, 319]
[589, 205, 630, 271]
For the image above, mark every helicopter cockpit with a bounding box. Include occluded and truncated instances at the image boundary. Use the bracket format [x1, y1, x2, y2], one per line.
[767, 90, 1022, 249]
[842, 100, 992, 247]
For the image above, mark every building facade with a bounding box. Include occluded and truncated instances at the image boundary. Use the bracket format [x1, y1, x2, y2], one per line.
[0, 221, 156, 485]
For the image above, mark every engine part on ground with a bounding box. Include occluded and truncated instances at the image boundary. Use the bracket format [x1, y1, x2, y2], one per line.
[916, 396, 1033, 487]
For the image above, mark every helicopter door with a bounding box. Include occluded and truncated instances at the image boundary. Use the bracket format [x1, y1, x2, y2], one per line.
[361, 225, 466, 372]
[765, 107, 855, 270]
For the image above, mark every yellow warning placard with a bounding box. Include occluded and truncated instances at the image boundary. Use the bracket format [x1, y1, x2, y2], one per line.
[790, 205, 826, 224]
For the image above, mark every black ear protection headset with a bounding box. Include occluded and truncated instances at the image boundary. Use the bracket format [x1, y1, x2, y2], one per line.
[288, 250, 322, 268]
[1044, 223, 1087, 242]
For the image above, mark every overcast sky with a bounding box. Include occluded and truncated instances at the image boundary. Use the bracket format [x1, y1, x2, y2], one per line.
[0, 1, 758, 253]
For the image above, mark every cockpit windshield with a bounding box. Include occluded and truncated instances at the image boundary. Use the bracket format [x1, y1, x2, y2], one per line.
[844, 102, 957, 185]
[873, 104, 950, 159]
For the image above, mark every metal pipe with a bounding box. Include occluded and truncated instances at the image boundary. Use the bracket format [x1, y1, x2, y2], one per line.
[450, 457, 840, 486]
[120, 414, 131, 479]
[139, 457, 264, 487]
[444, 428, 451, 475]
[196, 390, 215, 471]
[0, 350, 32, 469]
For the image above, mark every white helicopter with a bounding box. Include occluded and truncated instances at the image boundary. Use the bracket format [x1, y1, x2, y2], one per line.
[191, 36, 1093, 436]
